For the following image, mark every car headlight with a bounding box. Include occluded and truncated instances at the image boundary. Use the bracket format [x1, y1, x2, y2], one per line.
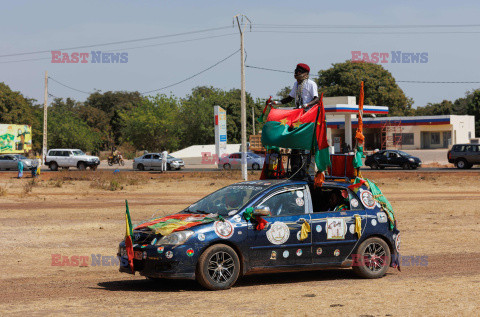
[155, 231, 194, 246]
[408, 158, 415, 162]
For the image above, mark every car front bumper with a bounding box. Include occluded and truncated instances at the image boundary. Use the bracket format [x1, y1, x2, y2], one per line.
[118, 244, 196, 280]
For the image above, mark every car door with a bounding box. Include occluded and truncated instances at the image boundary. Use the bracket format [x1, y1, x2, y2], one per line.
[151, 154, 162, 170]
[309, 186, 366, 265]
[247, 185, 312, 268]
[376, 152, 388, 167]
[231, 153, 241, 169]
[142, 154, 152, 169]
[6, 155, 17, 169]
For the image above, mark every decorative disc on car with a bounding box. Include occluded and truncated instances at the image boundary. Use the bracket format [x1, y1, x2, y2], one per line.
[377, 212, 388, 223]
[360, 190, 376, 209]
[266, 221, 290, 245]
[350, 198, 359, 208]
[334, 249, 340, 257]
[165, 251, 173, 259]
[214, 220, 234, 239]
[197, 233, 206, 241]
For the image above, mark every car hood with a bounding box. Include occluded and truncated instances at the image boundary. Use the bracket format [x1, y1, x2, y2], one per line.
[75, 155, 99, 160]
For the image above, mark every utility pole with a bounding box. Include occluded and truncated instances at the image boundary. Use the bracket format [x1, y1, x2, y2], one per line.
[234, 14, 251, 181]
[42, 71, 48, 165]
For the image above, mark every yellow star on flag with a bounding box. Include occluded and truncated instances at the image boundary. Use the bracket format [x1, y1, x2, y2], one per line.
[280, 118, 289, 126]
[292, 121, 302, 128]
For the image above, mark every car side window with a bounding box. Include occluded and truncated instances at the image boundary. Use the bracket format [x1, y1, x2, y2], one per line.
[259, 188, 306, 216]
[143, 154, 152, 159]
[152, 155, 160, 160]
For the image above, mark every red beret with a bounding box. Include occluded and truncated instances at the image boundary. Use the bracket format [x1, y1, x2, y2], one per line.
[296, 63, 310, 73]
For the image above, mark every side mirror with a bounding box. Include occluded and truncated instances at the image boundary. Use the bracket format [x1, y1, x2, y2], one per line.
[253, 206, 271, 217]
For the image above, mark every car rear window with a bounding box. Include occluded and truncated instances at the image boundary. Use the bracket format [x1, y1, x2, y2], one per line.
[453, 145, 466, 152]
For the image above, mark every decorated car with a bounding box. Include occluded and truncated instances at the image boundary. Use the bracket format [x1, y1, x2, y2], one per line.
[118, 177, 400, 290]
[118, 81, 400, 290]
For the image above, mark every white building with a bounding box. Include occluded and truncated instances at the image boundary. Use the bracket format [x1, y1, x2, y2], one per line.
[324, 97, 476, 151]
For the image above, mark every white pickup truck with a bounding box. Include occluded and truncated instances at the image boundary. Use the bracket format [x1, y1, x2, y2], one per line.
[45, 149, 100, 171]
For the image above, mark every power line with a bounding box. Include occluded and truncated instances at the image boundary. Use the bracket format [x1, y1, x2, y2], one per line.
[251, 29, 480, 35]
[0, 33, 237, 64]
[142, 49, 240, 94]
[48, 77, 91, 94]
[254, 23, 480, 29]
[246, 64, 480, 84]
[0, 26, 232, 58]
[246, 65, 318, 77]
[45, 49, 240, 97]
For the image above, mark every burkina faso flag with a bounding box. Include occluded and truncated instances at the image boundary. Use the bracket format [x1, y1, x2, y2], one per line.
[261, 96, 331, 171]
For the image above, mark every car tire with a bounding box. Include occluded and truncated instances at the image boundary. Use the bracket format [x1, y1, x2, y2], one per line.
[108, 161, 113, 166]
[223, 163, 231, 170]
[49, 162, 58, 171]
[252, 163, 260, 170]
[402, 163, 410, 170]
[352, 237, 391, 279]
[90, 165, 97, 171]
[167, 163, 171, 171]
[370, 162, 379, 170]
[455, 159, 468, 169]
[137, 164, 145, 171]
[175, 167, 181, 170]
[78, 162, 86, 171]
[196, 244, 241, 290]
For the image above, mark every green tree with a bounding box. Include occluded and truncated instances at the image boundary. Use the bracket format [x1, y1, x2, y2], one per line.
[120, 94, 180, 152]
[0, 82, 43, 152]
[414, 100, 455, 116]
[454, 89, 480, 136]
[316, 61, 414, 116]
[84, 91, 143, 147]
[47, 98, 101, 151]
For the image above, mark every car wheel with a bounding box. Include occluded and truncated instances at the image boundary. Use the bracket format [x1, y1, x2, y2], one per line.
[252, 163, 260, 170]
[352, 237, 391, 279]
[167, 164, 172, 171]
[108, 161, 113, 166]
[196, 244, 240, 290]
[78, 162, 86, 171]
[175, 167, 181, 170]
[49, 162, 58, 171]
[223, 163, 231, 170]
[90, 165, 97, 171]
[402, 163, 410, 170]
[137, 163, 144, 171]
[456, 159, 467, 169]
[370, 162, 379, 170]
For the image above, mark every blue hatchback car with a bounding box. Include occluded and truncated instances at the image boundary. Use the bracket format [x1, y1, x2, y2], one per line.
[118, 179, 400, 290]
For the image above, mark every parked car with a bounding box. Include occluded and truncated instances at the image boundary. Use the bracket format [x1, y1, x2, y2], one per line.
[219, 152, 264, 170]
[45, 149, 100, 171]
[118, 179, 400, 290]
[365, 150, 421, 170]
[0, 154, 35, 171]
[448, 144, 480, 169]
[133, 153, 185, 171]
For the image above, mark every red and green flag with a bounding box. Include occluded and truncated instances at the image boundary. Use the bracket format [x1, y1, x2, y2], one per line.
[124, 200, 135, 274]
[261, 94, 330, 171]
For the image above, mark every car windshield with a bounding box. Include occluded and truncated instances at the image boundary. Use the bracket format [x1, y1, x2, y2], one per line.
[248, 153, 260, 158]
[15, 155, 28, 159]
[397, 151, 410, 157]
[72, 150, 85, 156]
[167, 155, 174, 159]
[185, 183, 266, 216]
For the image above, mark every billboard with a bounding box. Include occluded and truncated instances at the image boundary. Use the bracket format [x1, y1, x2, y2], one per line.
[214, 106, 227, 166]
[0, 124, 32, 154]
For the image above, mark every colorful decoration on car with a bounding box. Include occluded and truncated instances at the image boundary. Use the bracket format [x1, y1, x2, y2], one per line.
[243, 207, 269, 230]
[134, 213, 224, 236]
[124, 200, 135, 274]
[299, 219, 311, 241]
[260, 93, 330, 182]
[353, 81, 366, 175]
[354, 214, 362, 238]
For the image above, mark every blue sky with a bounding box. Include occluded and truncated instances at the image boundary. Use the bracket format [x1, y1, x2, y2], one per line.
[1, 0, 480, 108]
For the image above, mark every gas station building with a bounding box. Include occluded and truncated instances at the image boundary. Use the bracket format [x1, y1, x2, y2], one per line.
[324, 96, 476, 152]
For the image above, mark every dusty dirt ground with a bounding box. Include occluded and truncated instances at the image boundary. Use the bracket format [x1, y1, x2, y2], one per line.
[0, 170, 479, 316]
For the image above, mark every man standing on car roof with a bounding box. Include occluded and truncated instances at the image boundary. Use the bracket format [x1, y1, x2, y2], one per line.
[271, 63, 320, 176]
[271, 63, 320, 110]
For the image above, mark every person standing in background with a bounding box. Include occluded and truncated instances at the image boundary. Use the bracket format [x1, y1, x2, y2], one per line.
[161, 150, 168, 172]
[17, 158, 24, 178]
